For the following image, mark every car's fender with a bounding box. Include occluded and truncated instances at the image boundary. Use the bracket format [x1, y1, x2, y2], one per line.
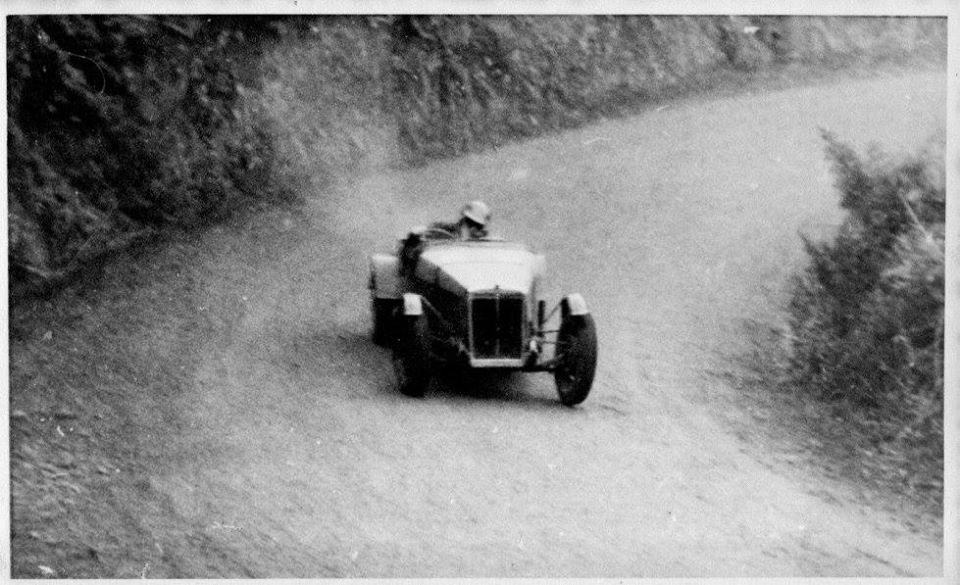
[369, 254, 401, 299]
[563, 293, 589, 316]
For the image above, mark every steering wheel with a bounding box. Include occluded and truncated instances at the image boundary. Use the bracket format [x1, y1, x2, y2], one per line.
[420, 228, 455, 240]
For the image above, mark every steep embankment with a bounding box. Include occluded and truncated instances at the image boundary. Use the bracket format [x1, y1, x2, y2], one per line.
[7, 15, 946, 298]
[7, 17, 290, 297]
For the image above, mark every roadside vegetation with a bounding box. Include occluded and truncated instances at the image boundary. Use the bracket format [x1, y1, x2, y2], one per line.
[741, 131, 945, 516]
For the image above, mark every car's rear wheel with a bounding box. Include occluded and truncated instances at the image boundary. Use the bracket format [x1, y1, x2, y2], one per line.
[372, 298, 398, 347]
[393, 311, 431, 397]
[554, 306, 597, 407]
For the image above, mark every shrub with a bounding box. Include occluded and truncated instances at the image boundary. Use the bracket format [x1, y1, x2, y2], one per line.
[786, 131, 944, 484]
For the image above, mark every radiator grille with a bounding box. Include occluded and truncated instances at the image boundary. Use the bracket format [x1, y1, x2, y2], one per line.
[471, 294, 524, 359]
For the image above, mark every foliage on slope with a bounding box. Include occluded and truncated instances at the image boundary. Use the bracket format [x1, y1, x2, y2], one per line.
[255, 17, 394, 193]
[7, 16, 289, 297]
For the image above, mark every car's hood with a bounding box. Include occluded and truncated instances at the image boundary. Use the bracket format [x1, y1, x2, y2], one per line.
[416, 242, 544, 294]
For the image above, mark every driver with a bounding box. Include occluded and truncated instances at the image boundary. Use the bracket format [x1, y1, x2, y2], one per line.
[400, 200, 492, 269]
[430, 200, 491, 240]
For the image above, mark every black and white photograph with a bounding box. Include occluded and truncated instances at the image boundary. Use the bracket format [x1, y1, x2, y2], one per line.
[3, 0, 957, 579]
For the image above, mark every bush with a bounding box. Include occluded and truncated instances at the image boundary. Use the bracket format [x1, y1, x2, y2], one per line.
[786, 131, 944, 485]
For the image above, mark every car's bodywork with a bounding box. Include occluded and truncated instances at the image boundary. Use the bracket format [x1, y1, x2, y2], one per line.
[369, 232, 597, 405]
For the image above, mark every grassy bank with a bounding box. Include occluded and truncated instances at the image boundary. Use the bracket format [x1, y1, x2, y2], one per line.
[7, 15, 946, 301]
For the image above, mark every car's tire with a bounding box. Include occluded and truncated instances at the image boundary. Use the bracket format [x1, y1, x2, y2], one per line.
[554, 309, 597, 407]
[393, 312, 431, 397]
[372, 298, 398, 347]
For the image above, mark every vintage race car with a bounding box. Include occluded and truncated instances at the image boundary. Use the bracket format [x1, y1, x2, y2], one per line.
[368, 228, 597, 406]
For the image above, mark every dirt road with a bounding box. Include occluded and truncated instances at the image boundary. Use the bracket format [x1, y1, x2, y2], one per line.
[9, 72, 946, 577]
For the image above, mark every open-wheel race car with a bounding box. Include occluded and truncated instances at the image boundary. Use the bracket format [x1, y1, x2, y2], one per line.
[368, 228, 597, 406]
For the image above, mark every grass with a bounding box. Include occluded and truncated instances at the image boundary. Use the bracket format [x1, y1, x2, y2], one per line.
[728, 318, 942, 533]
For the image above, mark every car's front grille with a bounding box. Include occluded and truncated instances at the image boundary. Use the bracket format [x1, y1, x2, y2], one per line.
[471, 294, 524, 359]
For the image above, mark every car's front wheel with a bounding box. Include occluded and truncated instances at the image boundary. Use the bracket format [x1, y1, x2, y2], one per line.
[393, 311, 432, 397]
[554, 304, 597, 407]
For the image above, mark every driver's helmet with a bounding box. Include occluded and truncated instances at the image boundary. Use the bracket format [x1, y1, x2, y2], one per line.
[461, 200, 491, 228]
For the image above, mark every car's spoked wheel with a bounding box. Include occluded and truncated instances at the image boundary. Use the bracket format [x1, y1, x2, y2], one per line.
[393, 312, 431, 397]
[554, 310, 597, 407]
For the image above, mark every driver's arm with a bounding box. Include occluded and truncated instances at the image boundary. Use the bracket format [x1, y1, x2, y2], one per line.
[427, 221, 458, 237]
[400, 228, 426, 269]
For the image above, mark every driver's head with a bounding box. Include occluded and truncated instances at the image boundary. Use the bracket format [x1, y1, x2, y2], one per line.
[460, 200, 491, 238]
